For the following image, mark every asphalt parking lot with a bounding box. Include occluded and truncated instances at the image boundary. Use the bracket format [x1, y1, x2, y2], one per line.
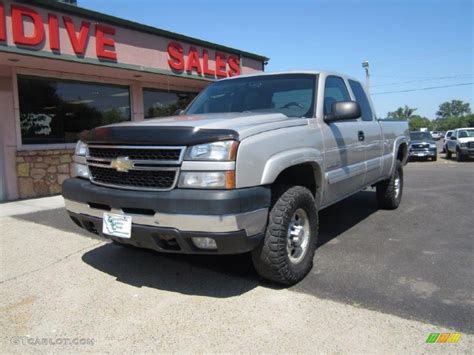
[296, 157, 473, 332]
[1, 148, 472, 352]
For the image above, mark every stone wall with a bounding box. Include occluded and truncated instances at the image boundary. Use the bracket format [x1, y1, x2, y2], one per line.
[16, 149, 74, 199]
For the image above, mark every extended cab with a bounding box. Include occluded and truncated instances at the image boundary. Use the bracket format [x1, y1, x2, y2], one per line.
[63, 71, 409, 285]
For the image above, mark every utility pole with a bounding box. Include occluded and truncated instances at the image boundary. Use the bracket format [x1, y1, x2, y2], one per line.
[362, 61, 370, 92]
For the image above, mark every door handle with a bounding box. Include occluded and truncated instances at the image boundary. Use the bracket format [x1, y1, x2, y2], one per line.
[358, 130, 365, 141]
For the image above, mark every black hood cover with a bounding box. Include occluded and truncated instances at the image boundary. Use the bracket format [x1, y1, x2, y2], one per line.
[78, 125, 239, 146]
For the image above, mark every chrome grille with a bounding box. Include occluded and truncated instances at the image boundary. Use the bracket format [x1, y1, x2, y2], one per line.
[88, 147, 182, 162]
[86, 145, 184, 191]
[412, 143, 429, 149]
[88, 166, 177, 190]
[469, 142, 474, 148]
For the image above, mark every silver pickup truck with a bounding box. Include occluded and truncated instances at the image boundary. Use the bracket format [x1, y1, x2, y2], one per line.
[63, 71, 409, 285]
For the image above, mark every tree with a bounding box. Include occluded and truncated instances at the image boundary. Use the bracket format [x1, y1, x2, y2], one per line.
[433, 114, 474, 131]
[387, 105, 417, 120]
[436, 100, 471, 119]
[408, 115, 432, 131]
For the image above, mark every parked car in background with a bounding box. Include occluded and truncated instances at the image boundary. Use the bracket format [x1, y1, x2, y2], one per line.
[445, 128, 474, 161]
[409, 131, 437, 161]
[430, 131, 442, 140]
[442, 130, 453, 152]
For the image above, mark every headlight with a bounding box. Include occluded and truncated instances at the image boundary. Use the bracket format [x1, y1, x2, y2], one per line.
[460, 143, 467, 148]
[73, 141, 89, 179]
[178, 171, 235, 189]
[430, 143, 437, 148]
[75, 140, 88, 156]
[185, 141, 238, 161]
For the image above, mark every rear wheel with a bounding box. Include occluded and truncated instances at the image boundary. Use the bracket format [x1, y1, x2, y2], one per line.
[376, 160, 403, 210]
[251, 186, 318, 286]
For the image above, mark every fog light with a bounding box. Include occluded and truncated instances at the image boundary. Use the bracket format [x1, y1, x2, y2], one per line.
[72, 163, 89, 179]
[191, 237, 217, 250]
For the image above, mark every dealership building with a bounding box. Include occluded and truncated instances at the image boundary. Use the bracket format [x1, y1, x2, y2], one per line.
[0, 0, 267, 201]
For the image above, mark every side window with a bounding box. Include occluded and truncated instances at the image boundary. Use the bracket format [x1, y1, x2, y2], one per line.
[324, 76, 351, 115]
[349, 79, 374, 121]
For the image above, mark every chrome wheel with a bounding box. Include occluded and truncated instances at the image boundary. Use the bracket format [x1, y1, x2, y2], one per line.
[287, 208, 310, 264]
[394, 175, 401, 199]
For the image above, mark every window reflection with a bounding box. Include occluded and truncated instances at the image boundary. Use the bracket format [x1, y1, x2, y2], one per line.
[18, 75, 131, 144]
[143, 88, 196, 119]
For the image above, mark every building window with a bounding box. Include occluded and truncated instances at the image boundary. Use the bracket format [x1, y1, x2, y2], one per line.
[18, 75, 131, 145]
[143, 88, 196, 119]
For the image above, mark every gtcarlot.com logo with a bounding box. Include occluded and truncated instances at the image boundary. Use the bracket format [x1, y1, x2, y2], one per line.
[10, 336, 95, 346]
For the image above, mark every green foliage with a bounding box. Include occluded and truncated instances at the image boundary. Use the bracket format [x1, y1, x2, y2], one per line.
[387, 105, 417, 120]
[436, 100, 471, 119]
[388, 100, 473, 131]
[433, 114, 474, 131]
[433, 100, 473, 130]
[408, 115, 432, 131]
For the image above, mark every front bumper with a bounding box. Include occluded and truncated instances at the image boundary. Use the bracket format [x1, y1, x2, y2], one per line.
[459, 147, 474, 156]
[62, 178, 270, 254]
[409, 148, 437, 158]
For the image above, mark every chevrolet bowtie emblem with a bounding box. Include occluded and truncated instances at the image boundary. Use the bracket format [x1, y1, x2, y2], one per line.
[110, 156, 133, 172]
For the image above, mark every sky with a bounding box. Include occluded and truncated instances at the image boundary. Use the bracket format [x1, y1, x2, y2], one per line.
[79, 0, 473, 119]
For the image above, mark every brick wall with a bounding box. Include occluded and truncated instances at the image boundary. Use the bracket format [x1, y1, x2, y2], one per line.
[16, 149, 74, 199]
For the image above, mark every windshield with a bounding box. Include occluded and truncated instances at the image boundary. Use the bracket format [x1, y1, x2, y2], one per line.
[410, 132, 433, 141]
[458, 129, 474, 138]
[186, 74, 316, 118]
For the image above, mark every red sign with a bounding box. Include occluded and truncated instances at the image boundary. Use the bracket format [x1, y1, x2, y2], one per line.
[0, 3, 242, 77]
[0, 3, 117, 60]
[167, 41, 240, 78]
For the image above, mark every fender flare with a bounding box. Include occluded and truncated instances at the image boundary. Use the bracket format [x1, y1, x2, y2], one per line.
[260, 148, 324, 186]
[390, 136, 409, 174]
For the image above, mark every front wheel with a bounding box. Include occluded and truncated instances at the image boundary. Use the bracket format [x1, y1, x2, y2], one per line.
[252, 186, 318, 286]
[376, 160, 403, 210]
[456, 149, 465, 162]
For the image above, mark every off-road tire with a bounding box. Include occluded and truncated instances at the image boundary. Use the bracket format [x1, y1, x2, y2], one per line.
[251, 186, 319, 286]
[376, 160, 403, 210]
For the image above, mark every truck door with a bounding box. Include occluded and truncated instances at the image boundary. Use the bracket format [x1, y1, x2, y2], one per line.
[320, 75, 365, 206]
[348, 79, 384, 185]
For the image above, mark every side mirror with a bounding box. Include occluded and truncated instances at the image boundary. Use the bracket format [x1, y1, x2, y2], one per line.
[450, 136, 457, 140]
[174, 109, 184, 116]
[324, 101, 361, 123]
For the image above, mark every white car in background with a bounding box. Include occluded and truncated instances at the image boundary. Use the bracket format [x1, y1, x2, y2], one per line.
[442, 130, 453, 152]
[430, 131, 442, 140]
[445, 128, 474, 161]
